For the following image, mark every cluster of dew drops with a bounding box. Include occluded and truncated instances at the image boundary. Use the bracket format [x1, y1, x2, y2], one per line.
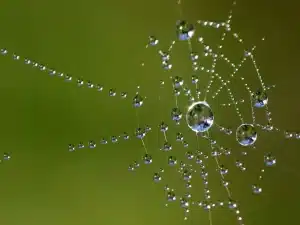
[124, 5, 299, 223]
[127, 30, 274, 223]
[0, 27, 297, 225]
[0, 1, 299, 223]
[0, 152, 11, 164]
[0, 47, 145, 164]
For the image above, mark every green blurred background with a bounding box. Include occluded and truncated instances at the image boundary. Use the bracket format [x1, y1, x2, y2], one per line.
[0, 0, 299, 224]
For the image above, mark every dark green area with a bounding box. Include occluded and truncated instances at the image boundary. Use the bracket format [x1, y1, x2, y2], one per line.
[0, 0, 299, 224]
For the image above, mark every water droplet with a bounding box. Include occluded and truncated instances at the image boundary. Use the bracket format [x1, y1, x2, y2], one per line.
[78, 142, 85, 149]
[133, 161, 140, 168]
[264, 153, 276, 166]
[172, 76, 184, 88]
[148, 36, 159, 46]
[24, 58, 31, 65]
[96, 84, 103, 91]
[168, 156, 177, 166]
[185, 151, 194, 160]
[39, 64, 46, 71]
[128, 164, 135, 171]
[3, 152, 11, 160]
[176, 20, 195, 41]
[180, 197, 190, 208]
[186, 101, 214, 133]
[252, 89, 268, 108]
[1, 48, 8, 55]
[191, 75, 199, 83]
[135, 128, 146, 139]
[190, 53, 199, 62]
[48, 69, 56, 76]
[133, 94, 144, 107]
[123, 132, 130, 140]
[183, 86, 191, 96]
[88, 140, 96, 149]
[183, 169, 192, 181]
[162, 61, 172, 70]
[235, 160, 246, 171]
[294, 132, 300, 139]
[161, 142, 172, 151]
[185, 192, 192, 199]
[222, 179, 229, 187]
[183, 141, 189, 148]
[228, 200, 238, 209]
[185, 182, 192, 189]
[236, 124, 257, 146]
[111, 136, 118, 143]
[77, 78, 84, 86]
[145, 125, 151, 133]
[143, 154, 152, 164]
[167, 191, 176, 201]
[68, 144, 75, 152]
[153, 173, 162, 182]
[109, 89, 116, 97]
[200, 170, 208, 178]
[217, 201, 224, 207]
[284, 131, 293, 139]
[195, 156, 203, 164]
[159, 122, 168, 132]
[32, 62, 38, 68]
[223, 148, 231, 155]
[171, 107, 182, 122]
[176, 132, 184, 142]
[13, 54, 20, 60]
[120, 92, 127, 98]
[87, 80, 94, 88]
[65, 75, 72, 81]
[219, 165, 229, 175]
[100, 138, 108, 144]
[159, 51, 170, 61]
[173, 88, 181, 96]
[252, 184, 262, 194]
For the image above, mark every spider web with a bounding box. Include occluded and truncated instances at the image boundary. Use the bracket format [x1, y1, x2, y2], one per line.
[0, 0, 299, 224]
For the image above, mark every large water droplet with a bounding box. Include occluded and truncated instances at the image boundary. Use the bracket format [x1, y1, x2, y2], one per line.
[236, 124, 257, 146]
[186, 101, 214, 133]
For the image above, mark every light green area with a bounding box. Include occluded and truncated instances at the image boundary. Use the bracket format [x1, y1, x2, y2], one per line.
[0, 0, 299, 225]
